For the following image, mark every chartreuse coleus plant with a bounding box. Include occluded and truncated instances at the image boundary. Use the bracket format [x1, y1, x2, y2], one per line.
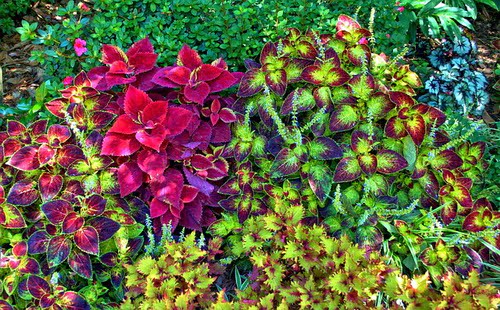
[121, 229, 227, 310]
[208, 203, 500, 308]
[220, 15, 499, 280]
[77, 38, 242, 232]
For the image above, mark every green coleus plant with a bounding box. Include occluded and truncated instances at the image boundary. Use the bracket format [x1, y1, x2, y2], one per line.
[220, 15, 498, 278]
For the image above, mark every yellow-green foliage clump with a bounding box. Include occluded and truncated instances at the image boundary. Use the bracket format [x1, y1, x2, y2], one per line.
[210, 203, 500, 309]
[121, 232, 223, 310]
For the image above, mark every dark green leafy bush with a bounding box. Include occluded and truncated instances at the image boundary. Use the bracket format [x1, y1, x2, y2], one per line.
[0, 0, 35, 35]
[19, 0, 405, 82]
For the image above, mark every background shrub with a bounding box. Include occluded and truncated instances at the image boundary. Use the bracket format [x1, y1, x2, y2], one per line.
[20, 0, 404, 82]
[0, 0, 36, 35]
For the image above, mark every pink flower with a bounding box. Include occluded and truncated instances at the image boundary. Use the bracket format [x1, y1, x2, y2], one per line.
[74, 38, 87, 56]
[397, 6, 405, 12]
[62, 76, 73, 86]
[386, 34, 391, 38]
[358, 37, 368, 45]
[78, 2, 90, 11]
[395, 1, 400, 5]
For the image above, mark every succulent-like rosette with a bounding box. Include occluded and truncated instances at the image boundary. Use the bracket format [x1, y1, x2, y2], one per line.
[153, 45, 240, 104]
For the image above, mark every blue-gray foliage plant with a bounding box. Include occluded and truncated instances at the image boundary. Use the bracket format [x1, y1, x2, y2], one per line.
[420, 34, 489, 116]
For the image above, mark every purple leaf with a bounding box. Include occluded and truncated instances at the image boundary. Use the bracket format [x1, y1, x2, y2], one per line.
[39, 173, 64, 202]
[87, 217, 120, 241]
[183, 167, 214, 196]
[7, 180, 39, 206]
[74, 226, 99, 255]
[27, 275, 51, 299]
[68, 251, 92, 279]
[47, 235, 71, 267]
[28, 231, 50, 254]
[42, 200, 73, 225]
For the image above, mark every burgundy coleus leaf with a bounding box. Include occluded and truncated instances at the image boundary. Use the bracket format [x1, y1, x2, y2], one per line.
[210, 122, 232, 144]
[118, 162, 144, 198]
[0, 300, 13, 310]
[46, 98, 68, 118]
[265, 69, 287, 96]
[6, 145, 40, 171]
[237, 69, 265, 97]
[100, 252, 117, 267]
[46, 235, 71, 267]
[1, 204, 26, 228]
[58, 291, 91, 310]
[330, 104, 358, 132]
[18, 258, 40, 274]
[84, 194, 106, 216]
[218, 178, 240, 195]
[40, 295, 56, 308]
[389, 91, 415, 108]
[431, 149, 463, 170]
[150, 168, 184, 207]
[333, 157, 362, 182]
[90, 111, 116, 130]
[28, 231, 50, 254]
[27, 275, 51, 299]
[237, 196, 267, 224]
[350, 130, 373, 154]
[57, 144, 85, 168]
[281, 88, 316, 115]
[302, 65, 349, 86]
[62, 212, 85, 234]
[150, 198, 169, 218]
[86, 217, 120, 242]
[42, 200, 73, 225]
[419, 171, 440, 199]
[13, 241, 28, 257]
[404, 115, 426, 146]
[101, 133, 141, 156]
[310, 137, 343, 160]
[190, 154, 214, 170]
[39, 173, 63, 202]
[336, 14, 362, 32]
[164, 106, 193, 137]
[7, 120, 27, 138]
[376, 149, 408, 174]
[179, 199, 203, 231]
[38, 144, 56, 165]
[7, 180, 38, 206]
[137, 149, 168, 179]
[74, 226, 99, 255]
[47, 125, 71, 147]
[181, 185, 199, 203]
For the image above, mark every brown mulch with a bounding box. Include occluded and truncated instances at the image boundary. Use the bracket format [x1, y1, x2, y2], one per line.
[0, 3, 499, 122]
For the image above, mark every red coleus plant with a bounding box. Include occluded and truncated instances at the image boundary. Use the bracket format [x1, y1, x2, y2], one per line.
[152, 45, 241, 104]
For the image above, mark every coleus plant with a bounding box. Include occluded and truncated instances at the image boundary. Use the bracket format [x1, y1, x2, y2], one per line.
[221, 15, 498, 278]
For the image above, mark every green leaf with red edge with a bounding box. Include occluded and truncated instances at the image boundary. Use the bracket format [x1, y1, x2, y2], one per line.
[6, 145, 41, 171]
[265, 70, 287, 96]
[449, 186, 473, 208]
[28, 231, 50, 254]
[74, 226, 99, 255]
[425, 106, 446, 127]
[57, 291, 90, 310]
[333, 157, 362, 182]
[46, 235, 71, 267]
[42, 200, 73, 225]
[404, 115, 426, 146]
[309, 137, 343, 160]
[346, 45, 370, 66]
[62, 212, 85, 234]
[462, 209, 496, 232]
[27, 275, 51, 299]
[367, 92, 394, 117]
[359, 154, 377, 175]
[87, 217, 120, 242]
[431, 149, 463, 170]
[237, 69, 265, 97]
[39, 173, 63, 202]
[376, 149, 408, 174]
[313, 86, 332, 110]
[330, 104, 358, 132]
[350, 130, 372, 154]
[270, 148, 301, 177]
[281, 88, 316, 115]
[441, 200, 458, 225]
[218, 178, 240, 195]
[308, 164, 333, 202]
[7, 180, 38, 206]
[1, 204, 26, 229]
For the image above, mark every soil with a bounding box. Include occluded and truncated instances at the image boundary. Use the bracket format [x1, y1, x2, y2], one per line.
[0, 2, 499, 121]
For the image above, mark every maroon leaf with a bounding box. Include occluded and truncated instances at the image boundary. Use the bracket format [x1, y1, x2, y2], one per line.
[39, 173, 63, 201]
[87, 217, 120, 241]
[0, 300, 13, 310]
[333, 157, 362, 182]
[84, 195, 106, 216]
[376, 150, 408, 174]
[441, 201, 458, 225]
[13, 241, 28, 257]
[100, 252, 117, 267]
[68, 251, 92, 279]
[150, 168, 184, 207]
[91, 111, 116, 129]
[118, 162, 144, 197]
[27, 275, 51, 299]
[164, 107, 193, 136]
[1, 204, 26, 228]
[40, 295, 56, 308]
[7, 180, 38, 206]
[191, 154, 213, 170]
[312, 137, 343, 160]
[57, 144, 85, 168]
[7, 120, 26, 136]
[42, 200, 72, 224]
[74, 226, 99, 255]
[404, 115, 426, 146]
[38, 144, 56, 165]
[6, 145, 40, 171]
[150, 198, 169, 218]
[18, 258, 40, 274]
[137, 149, 168, 179]
[62, 212, 85, 234]
[47, 235, 71, 267]
[101, 132, 141, 156]
[237, 69, 265, 97]
[179, 200, 203, 231]
[47, 124, 71, 146]
[359, 154, 378, 175]
[177, 44, 203, 69]
[58, 291, 91, 310]
[28, 231, 50, 254]
[208, 70, 239, 92]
